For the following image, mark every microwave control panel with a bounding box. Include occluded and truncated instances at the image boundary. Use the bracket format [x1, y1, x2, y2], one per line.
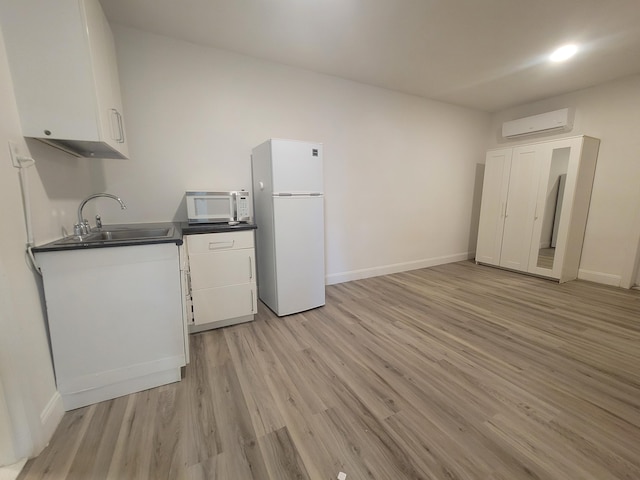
[237, 195, 250, 221]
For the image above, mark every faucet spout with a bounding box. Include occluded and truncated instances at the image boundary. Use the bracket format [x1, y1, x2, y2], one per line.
[77, 193, 127, 235]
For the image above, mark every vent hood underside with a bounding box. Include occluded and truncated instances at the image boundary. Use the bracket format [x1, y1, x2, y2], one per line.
[34, 137, 128, 159]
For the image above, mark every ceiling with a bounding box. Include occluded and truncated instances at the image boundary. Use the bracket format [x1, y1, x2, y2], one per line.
[100, 0, 640, 112]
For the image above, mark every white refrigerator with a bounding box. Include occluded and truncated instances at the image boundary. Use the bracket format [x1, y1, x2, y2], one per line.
[251, 139, 325, 316]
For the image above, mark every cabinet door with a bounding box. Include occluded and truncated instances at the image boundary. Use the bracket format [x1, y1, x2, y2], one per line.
[189, 249, 255, 290]
[0, 0, 97, 140]
[499, 145, 542, 271]
[191, 284, 257, 325]
[36, 244, 185, 409]
[84, 0, 129, 157]
[476, 149, 512, 265]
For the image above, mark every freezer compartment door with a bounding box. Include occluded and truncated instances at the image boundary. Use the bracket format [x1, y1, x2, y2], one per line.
[272, 196, 325, 316]
[271, 140, 323, 194]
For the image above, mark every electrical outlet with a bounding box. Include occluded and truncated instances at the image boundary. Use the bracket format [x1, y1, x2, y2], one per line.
[9, 141, 20, 168]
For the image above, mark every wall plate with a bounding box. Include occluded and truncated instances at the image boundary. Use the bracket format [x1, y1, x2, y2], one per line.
[8, 141, 34, 167]
[9, 141, 20, 167]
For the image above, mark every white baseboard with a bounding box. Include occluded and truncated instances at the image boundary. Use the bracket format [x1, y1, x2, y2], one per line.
[189, 314, 254, 333]
[326, 252, 473, 285]
[577, 269, 622, 287]
[61, 368, 181, 411]
[39, 392, 63, 449]
[0, 458, 27, 480]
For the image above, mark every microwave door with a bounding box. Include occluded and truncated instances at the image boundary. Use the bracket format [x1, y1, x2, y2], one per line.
[193, 196, 233, 222]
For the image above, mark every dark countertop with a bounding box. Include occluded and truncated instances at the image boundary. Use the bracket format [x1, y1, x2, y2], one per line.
[32, 222, 183, 253]
[180, 222, 257, 235]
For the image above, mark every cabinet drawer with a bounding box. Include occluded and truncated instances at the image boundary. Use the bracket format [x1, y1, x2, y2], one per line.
[190, 249, 255, 289]
[191, 284, 257, 325]
[186, 230, 254, 254]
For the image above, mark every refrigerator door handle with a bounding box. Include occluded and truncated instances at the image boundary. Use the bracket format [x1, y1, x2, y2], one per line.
[273, 192, 323, 197]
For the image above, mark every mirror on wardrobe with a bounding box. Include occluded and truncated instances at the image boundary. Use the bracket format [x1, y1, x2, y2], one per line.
[536, 147, 570, 270]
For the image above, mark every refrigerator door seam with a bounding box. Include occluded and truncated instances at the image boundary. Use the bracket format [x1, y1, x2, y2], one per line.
[273, 193, 323, 197]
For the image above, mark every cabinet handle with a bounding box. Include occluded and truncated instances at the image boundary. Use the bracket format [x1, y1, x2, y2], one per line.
[110, 108, 125, 143]
[534, 203, 539, 220]
[504, 200, 509, 218]
[116, 110, 125, 144]
[208, 241, 234, 250]
[250, 289, 254, 312]
[249, 257, 253, 279]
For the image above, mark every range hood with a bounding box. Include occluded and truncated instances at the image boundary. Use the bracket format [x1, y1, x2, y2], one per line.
[34, 137, 128, 160]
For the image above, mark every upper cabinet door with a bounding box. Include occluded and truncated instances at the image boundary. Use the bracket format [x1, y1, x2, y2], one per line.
[476, 149, 512, 266]
[84, 0, 129, 158]
[0, 0, 129, 159]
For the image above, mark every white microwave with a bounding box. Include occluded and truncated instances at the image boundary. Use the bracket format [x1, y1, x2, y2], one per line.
[186, 191, 251, 224]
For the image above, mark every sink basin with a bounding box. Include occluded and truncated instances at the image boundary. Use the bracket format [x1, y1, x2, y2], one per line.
[56, 227, 174, 244]
[88, 228, 172, 241]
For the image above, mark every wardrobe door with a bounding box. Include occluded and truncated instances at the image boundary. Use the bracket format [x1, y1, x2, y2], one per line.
[527, 141, 570, 278]
[499, 145, 541, 271]
[527, 136, 599, 282]
[476, 149, 512, 266]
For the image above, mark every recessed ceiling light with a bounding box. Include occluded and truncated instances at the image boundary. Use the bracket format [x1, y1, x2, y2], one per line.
[550, 44, 578, 62]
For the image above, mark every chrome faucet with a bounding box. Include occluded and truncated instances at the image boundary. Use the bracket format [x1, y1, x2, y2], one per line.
[76, 193, 126, 235]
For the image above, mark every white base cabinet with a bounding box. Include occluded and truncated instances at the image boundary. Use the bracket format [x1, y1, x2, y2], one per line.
[185, 230, 257, 332]
[476, 135, 599, 282]
[35, 243, 186, 411]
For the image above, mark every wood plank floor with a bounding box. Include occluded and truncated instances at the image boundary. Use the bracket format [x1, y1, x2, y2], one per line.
[18, 261, 640, 480]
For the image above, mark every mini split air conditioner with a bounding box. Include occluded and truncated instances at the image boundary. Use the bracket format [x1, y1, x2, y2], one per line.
[502, 108, 573, 138]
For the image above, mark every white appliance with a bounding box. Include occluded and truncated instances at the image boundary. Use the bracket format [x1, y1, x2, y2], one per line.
[251, 139, 325, 316]
[502, 108, 573, 138]
[186, 191, 251, 224]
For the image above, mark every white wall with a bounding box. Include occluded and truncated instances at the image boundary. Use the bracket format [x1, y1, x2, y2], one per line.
[488, 74, 640, 287]
[0, 24, 100, 463]
[103, 26, 491, 283]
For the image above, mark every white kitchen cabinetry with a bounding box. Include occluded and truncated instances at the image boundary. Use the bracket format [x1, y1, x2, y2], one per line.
[35, 243, 186, 410]
[185, 230, 257, 332]
[0, 0, 129, 159]
[476, 136, 599, 283]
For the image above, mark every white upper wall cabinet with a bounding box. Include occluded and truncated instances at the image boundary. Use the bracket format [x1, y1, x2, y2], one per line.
[0, 0, 129, 159]
[476, 136, 600, 283]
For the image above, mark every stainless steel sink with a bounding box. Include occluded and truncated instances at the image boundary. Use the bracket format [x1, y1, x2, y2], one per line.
[88, 228, 172, 241]
[55, 226, 174, 244]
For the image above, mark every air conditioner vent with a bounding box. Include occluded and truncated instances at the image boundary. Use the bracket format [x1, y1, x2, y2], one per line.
[502, 108, 573, 138]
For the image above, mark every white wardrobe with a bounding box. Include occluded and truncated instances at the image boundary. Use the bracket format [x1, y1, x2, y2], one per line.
[476, 135, 599, 283]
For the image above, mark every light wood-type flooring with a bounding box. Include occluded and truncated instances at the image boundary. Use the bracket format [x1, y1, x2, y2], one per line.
[18, 261, 640, 479]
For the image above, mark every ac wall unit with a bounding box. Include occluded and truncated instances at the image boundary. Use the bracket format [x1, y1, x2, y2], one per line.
[502, 108, 573, 138]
